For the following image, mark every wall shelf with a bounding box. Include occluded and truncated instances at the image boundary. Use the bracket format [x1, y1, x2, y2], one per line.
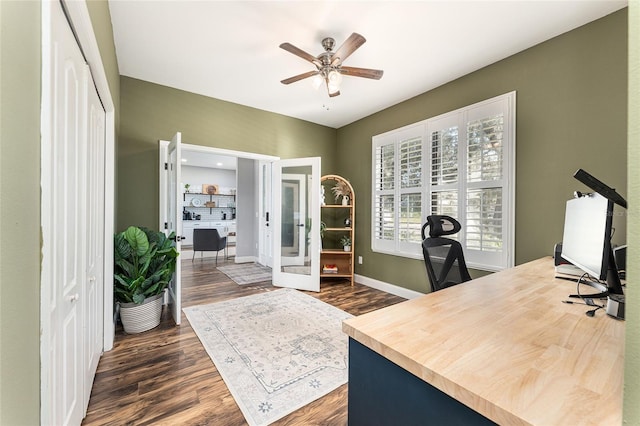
[321, 175, 355, 286]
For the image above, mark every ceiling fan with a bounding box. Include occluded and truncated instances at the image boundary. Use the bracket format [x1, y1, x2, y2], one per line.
[279, 33, 383, 97]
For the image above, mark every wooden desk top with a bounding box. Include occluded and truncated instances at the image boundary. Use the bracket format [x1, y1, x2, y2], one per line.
[343, 257, 625, 425]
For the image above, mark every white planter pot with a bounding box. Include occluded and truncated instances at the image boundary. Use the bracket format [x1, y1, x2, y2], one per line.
[119, 292, 164, 334]
[344, 245, 351, 252]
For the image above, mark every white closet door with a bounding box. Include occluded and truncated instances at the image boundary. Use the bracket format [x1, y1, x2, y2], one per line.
[83, 78, 106, 412]
[51, 2, 88, 424]
[41, 1, 105, 424]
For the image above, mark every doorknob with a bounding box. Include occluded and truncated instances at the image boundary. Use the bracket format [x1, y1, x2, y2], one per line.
[297, 224, 305, 227]
[68, 293, 79, 302]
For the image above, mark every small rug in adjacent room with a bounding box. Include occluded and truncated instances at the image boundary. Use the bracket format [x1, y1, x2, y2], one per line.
[183, 289, 352, 426]
[217, 262, 272, 285]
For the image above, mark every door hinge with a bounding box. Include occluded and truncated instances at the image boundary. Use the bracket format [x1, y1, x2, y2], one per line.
[164, 222, 168, 230]
[164, 162, 168, 170]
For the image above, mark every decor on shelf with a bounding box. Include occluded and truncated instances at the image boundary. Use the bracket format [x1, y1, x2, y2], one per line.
[331, 179, 352, 203]
[323, 264, 338, 274]
[114, 226, 179, 333]
[184, 183, 191, 193]
[340, 236, 352, 252]
[202, 183, 219, 195]
[344, 217, 352, 227]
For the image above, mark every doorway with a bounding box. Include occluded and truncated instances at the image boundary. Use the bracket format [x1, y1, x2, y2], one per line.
[160, 142, 278, 262]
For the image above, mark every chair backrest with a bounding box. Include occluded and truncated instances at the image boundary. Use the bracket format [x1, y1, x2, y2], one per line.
[421, 215, 471, 292]
[193, 228, 226, 251]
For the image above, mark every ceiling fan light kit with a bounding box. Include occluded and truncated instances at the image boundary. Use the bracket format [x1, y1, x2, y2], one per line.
[280, 33, 383, 97]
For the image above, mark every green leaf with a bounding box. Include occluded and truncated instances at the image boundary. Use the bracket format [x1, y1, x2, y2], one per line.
[132, 293, 146, 304]
[123, 226, 149, 258]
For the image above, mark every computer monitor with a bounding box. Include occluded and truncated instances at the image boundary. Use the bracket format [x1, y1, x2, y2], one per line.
[561, 192, 624, 296]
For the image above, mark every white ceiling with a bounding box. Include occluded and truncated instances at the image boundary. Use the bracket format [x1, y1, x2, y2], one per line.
[109, 0, 626, 129]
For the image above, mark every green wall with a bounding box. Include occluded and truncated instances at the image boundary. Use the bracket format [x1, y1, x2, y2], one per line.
[337, 9, 628, 293]
[117, 77, 337, 231]
[0, 1, 120, 423]
[0, 2, 41, 424]
[624, 2, 639, 423]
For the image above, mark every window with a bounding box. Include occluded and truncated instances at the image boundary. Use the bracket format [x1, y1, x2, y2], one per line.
[372, 92, 515, 271]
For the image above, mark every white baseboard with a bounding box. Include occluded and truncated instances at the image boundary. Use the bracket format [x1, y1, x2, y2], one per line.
[354, 274, 425, 300]
[234, 256, 256, 264]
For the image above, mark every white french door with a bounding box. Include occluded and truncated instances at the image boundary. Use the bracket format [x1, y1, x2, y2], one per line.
[272, 157, 321, 292]
[166, 132, 183, 325]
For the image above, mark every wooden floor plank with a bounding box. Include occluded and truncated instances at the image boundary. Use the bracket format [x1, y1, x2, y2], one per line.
[83, 257, 406, 425]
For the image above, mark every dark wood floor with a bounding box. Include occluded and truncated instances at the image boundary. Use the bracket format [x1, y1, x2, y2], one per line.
[82, 256, 405, 425]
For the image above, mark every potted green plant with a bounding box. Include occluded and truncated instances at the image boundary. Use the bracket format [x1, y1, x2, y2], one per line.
[114, 226, 179, 333]
[340, 235, 352, 252]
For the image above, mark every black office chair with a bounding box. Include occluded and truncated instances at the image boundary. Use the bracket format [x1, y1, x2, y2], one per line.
[192, 228, 227, 266]
[421, 215, 472, 292]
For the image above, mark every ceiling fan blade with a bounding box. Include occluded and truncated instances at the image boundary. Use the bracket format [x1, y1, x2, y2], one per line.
[331, 33, 366, 66]
[339, 66, 384, 80]
[280, 70, 319, 85]
[279, 42, 321, 67]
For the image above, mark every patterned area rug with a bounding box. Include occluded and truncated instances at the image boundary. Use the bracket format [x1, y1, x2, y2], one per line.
[217, 262, 272, 285]
[183, 289, 352, 426]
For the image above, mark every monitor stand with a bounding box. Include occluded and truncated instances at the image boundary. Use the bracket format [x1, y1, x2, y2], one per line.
[568, 248, 624, 299]
[568, 280, 608, 299]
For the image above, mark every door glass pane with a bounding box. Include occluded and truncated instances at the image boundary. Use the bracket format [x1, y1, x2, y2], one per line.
[280, 166, 311, 275]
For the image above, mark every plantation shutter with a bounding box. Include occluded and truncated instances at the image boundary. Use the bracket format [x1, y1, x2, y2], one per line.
[372, 139, 396, 252]
[372, 125, 425, 256]
[462, 97, 512, 269]
[371, 92, 515, 271]
[399, 136, 423, 245]
[428, 115, 460, 241]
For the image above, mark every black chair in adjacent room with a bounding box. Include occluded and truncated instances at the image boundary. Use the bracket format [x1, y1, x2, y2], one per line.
[192, 228, 227, 266]
[421, 215, 472, 292]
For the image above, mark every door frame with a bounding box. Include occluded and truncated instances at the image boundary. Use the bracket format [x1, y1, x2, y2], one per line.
[258, 161, 273, 267]
[166, 133, 183, 325]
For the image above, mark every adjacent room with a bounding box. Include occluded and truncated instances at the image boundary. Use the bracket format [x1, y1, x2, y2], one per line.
[1, 1, 639, 425]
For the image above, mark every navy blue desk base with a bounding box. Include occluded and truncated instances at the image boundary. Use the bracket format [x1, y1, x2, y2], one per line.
[348, 338, 496, 426]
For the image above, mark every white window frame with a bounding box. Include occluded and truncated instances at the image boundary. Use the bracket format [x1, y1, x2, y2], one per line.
[371, 92, 516, 271]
